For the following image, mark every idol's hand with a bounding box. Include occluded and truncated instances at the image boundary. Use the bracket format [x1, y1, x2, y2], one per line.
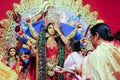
[53, 24, 60, 33]
[80, 37, 87, 43]
[76, 23, 83, 29]
[15, 25, 24, 35]
[26, 17, 32, 24]
[13, 12, 21, 23]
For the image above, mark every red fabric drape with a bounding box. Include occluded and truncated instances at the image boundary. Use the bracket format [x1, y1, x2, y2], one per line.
[0, 0, 120, 33]
[83, 0, 120, 34]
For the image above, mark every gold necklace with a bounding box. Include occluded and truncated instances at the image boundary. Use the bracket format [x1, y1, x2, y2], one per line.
[48, 37, 54, 41]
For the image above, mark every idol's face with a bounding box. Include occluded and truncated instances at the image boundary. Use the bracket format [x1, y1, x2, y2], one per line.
[10, 48, 16, 56]
[47, 24, 55, 36]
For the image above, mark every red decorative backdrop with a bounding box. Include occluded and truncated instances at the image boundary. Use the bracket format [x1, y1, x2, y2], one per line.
[0, 0, 120, 33]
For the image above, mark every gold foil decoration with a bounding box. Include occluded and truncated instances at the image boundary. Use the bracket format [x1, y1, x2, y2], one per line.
[0, 19, 10, 28]
[13, 3, 20, 12]
[0, 29, 6, 37]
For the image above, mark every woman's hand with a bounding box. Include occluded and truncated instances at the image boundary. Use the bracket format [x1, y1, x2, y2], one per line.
[53, 66, 66, 74]
[54, 66, 75, 74]
[75, 66, 82, 75]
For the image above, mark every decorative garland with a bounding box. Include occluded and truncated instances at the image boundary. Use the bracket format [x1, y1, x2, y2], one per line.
[57, 38, 64, 80]
[38, 26, 47, 80]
